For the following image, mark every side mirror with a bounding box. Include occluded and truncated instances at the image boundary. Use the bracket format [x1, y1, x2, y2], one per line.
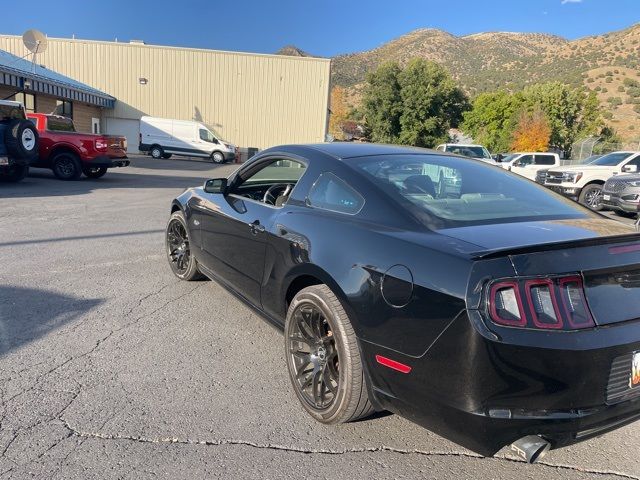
[493, 154, 504, 161]
[204, 178, 228, 194]
[623, 164, 638, 173]
[212, 137, 220, 144]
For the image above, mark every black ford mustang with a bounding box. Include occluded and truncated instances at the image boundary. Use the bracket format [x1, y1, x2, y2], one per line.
[166, 143, 640, 462]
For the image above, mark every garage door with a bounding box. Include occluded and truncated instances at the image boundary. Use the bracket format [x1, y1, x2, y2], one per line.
[104, 118, 141, 153]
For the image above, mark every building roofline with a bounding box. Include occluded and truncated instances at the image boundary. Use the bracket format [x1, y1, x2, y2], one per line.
[0, 34, 331, 64]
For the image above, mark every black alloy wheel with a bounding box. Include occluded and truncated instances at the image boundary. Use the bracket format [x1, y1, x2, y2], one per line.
[288, 303, 340, 411]
[165, 211, 204, 281]
[285, 285, 374, 424]
[83, 166, 108, 178]
[52, 152, 82, 180]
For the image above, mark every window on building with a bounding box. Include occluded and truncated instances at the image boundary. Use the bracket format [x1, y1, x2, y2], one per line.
[55, 100, 73, 119]
[14, 92, 36, 112]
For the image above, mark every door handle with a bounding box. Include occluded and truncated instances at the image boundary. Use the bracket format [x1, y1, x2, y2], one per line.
[249, 220, 265, 235]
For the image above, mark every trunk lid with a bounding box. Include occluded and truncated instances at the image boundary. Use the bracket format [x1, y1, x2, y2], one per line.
[441, 218, 640, 326]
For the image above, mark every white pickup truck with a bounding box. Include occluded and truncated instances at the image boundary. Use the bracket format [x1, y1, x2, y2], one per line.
[506, 152, 561, 180]
[544, 151, 640, 210]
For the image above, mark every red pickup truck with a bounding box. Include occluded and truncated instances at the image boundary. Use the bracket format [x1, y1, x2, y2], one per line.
[27, 113, 129, 180]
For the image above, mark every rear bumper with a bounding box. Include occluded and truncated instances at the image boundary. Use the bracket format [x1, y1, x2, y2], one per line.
[85, 155, 130, 168]
[362, 312, 640, 456]
[0, 156, 31, 168]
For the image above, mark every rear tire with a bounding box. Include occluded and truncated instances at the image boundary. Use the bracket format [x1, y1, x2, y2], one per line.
[150, 146, 164, 159]
[82, 166, 108, 178]
[0, 165, 29, 183]
[211, 151, 225, 164]
[285, 285, 375, 425]
[52, 152, 82, 180]
[579, 184, 604, 211]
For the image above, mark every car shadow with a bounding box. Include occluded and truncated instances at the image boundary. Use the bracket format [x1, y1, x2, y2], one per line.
[0, 286, 103, 356]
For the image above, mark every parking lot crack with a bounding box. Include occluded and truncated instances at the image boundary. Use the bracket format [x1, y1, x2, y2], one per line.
[55, 422, 640, 480]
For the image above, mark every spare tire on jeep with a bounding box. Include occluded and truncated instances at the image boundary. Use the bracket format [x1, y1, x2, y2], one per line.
[5, 119, 39, 160]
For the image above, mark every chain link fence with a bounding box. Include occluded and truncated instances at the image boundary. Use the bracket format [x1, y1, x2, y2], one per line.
[566, 137, 640, 165]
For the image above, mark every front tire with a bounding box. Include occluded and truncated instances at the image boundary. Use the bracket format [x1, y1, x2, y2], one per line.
[579, 184, 604, 211]
[165, 211, 204, 281]
[211, 151, 225, 164]
[614, 210, 637, 218]
[150, 146, 164, 159]
[162, 153, 172, 159]
[52, 152, 82, 180]
[83, 166, 108, 178]
[285, 285, 374, 424]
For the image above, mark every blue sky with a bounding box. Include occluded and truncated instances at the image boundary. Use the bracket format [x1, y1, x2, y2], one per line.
[4, 0, 639, 57]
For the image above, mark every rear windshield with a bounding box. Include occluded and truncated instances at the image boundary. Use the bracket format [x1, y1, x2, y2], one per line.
[590, 152, 633, 166]
[350, 154, 595, 228]
[0, 104, 25, 122]
[445, 145, 491, 159]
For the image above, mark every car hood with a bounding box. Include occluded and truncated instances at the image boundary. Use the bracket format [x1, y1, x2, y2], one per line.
[437, 217, 635, 253]
[548, 164, 617, 173]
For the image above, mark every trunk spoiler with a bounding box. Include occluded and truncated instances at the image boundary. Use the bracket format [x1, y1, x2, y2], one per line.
[471, 233, 640, 260]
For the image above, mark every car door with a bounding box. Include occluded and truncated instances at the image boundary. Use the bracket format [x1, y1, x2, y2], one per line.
[196, 156, 307, 306]
[510, 154, 533, 177]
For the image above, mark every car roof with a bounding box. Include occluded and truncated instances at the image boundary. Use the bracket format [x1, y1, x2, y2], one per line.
[266, 143, 441, 160]
[0, 100, 22, 108]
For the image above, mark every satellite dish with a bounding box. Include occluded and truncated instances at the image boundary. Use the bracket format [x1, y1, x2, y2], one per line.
[22, 29, 48, 54]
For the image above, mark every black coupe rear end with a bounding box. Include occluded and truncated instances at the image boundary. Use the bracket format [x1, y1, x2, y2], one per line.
[166, 143, 640, 462]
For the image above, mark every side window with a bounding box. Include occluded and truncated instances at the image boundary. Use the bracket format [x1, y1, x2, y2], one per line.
[517, 155, 534, 166]
[625, 156, 640, 168]
[436, 145, 445, 152]
[307, 173, 364, 215]
[199, 129, 216, 143]
[534, 155, 556, 165]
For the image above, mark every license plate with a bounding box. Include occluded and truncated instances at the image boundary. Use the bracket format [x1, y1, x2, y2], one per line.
[632, 352, 640, 388]
[0, 157, 8, 166]
[603, 194, 611, 201]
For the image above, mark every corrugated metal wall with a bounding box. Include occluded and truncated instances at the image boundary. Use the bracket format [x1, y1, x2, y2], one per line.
[0, 36, 331, 149]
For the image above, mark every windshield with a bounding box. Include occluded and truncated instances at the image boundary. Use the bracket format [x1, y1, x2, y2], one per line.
[445, 145, 491, 159]
[350, 154, 594, 228]
[204, 124, 225, 142]
[590, 152, 634, 166]
[501, 154, 519, 163]
[582, 155, 602, 164]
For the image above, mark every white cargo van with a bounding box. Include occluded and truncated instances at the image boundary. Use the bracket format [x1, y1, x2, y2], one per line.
[139, 116, 236, 163]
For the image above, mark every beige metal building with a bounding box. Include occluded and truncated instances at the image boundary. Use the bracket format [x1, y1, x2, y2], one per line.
[0, 35, 331, 152]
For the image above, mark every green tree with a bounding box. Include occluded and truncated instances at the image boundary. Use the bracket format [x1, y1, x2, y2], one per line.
[397, 59, 469, 147]
[361, 59, 468, 147]
[461, 91, 523, 152]
[525, 83, 602, 157]
[361, 62, 402, 143]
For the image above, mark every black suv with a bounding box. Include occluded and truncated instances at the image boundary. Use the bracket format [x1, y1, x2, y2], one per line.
[0, 100, 39, 182]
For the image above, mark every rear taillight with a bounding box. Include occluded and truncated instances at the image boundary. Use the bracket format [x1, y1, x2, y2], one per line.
[487, 275, 595, 331]
[95, 138, 108, 151]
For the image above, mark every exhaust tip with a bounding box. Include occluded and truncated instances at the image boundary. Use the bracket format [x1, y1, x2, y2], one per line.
[510, 435, 551, 464]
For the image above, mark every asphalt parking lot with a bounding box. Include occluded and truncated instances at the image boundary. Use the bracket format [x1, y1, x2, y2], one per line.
[1, 155, 638, 479]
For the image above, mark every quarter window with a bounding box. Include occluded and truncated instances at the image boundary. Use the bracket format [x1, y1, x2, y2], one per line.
[307, 173, 364, 215]
[534, 155, 556, 165]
